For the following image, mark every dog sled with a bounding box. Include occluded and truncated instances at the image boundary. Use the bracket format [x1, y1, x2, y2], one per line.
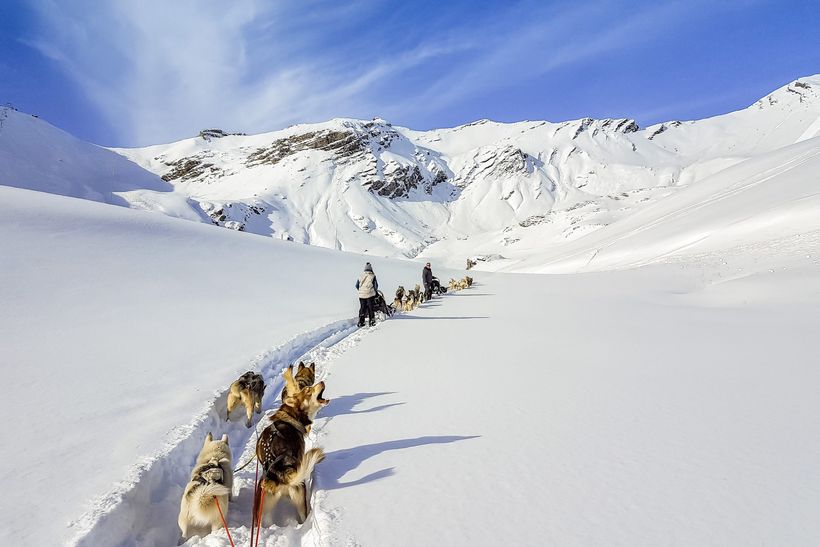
[373, 290, 394, 317]
[431, 276, 447, 295]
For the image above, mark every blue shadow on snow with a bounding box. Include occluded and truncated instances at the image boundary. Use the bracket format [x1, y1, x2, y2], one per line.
[319, 435, 480, 490]
[323, 392, 406, 418]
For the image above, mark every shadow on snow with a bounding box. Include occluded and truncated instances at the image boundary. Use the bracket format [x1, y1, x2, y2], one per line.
[323, 392, 406, 418]
[319, 435, 480, 490]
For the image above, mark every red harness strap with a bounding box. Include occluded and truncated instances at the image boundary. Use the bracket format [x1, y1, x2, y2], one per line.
[255, 487, 266, 547]
[213, 495, 236, 547]
[250, 457, 259, 547]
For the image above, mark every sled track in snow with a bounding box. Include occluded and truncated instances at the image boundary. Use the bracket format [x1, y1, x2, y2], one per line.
[68, 316, 380, 547]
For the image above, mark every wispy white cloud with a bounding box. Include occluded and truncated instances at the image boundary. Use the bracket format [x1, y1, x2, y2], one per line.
[382, 1, 714, 123]
[26, 0, 410, 144]
[24, 0, 727, 145]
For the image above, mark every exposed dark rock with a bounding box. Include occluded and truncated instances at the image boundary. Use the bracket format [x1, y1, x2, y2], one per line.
[615, 119, 639, 133]
[786, 85, 812, 102]
[519, 214, 551, 227]
[162, 158, 222, 182]
[495, 146, 528, 174]
[432, 170, 448, 185]
[199, 128, 247, 142]
[572, 118, 594, 140]
[199, 201, 267, 231]
[246, 129, 366, 167]
[243, 121, 444, 198]
[370, 165, 424, 198]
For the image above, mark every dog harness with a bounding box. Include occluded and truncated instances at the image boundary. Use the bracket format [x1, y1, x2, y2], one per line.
[190, 459, 227, 486]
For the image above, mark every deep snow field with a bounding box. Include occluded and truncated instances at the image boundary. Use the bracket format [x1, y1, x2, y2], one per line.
[2, 182, 820, 546]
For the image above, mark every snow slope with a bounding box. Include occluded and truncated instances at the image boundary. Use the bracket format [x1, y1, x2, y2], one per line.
[316, 255, 820, 546]
[0, 107, 201, 220]
[489, 134, 820, 272]
[0, 185, 435, 547]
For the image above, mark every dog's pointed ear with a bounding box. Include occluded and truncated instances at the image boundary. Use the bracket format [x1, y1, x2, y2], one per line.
[283, 366, 297, 396]
[205, 432, 213, 443]
[309, 362, 316, 372]
[221, 433, 228, 443]
[297, 361, 305, 372]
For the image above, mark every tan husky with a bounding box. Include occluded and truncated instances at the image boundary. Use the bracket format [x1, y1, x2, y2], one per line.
[393, 286, 405, 311]
[178, 433, 233, 544]
[254, 384, 329, 524]
[227, 371, 265, 428]
[404, 290, 417, 311]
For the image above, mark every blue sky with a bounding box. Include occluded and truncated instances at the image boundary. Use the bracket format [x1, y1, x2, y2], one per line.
[1, 0, 818, 147]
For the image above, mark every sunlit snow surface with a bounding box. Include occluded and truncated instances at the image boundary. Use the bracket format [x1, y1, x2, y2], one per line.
[1, 76, 820, 546]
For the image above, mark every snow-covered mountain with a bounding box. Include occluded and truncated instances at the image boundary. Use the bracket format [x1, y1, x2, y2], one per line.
[4, 76, 820, 547]
[113, 75, 820, 267]
[3, 75, 820, 271]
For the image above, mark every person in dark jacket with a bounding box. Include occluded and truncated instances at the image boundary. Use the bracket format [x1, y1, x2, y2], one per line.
[355, 262, 379, 327]
[422, 262, 434, 300]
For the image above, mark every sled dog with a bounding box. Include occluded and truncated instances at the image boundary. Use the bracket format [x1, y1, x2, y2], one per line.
[255, 385, 329, 524]
[280, 361, 316, 400]
[227, 371, 266, 428]
[178, 433, 233, 544]
[394, 286, 405, 310]
[404, 290, 416, 311]
[465, 275, 473, 287]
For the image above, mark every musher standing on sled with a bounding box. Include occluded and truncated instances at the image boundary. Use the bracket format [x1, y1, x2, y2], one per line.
[422, 262, 434, 300]
[356, 262, 379, 327]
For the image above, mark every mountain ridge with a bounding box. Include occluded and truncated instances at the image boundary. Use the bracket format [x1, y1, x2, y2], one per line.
[2, 74, 819, 270]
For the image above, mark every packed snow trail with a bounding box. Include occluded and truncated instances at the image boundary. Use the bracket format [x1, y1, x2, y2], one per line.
[72, 318, 360, 547]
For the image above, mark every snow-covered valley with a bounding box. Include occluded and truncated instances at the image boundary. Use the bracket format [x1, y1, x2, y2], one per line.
[4, 75, 820, 271]
[2, 73, 820, 546]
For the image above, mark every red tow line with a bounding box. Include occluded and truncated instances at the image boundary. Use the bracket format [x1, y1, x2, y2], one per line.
[254, 488, 266, 547]
[250, 456, 263, 547]
[213, 495, 236, 547]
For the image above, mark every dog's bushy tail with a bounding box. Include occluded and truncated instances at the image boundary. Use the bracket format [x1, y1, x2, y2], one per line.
[191, 482, 231, 508]
[286, 447, 325, 485]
